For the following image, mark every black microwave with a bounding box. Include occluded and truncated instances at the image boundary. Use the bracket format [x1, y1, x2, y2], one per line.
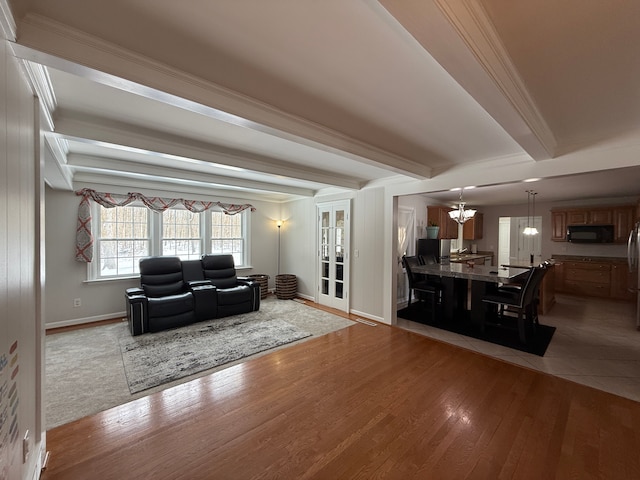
[566, 224, 614, 243]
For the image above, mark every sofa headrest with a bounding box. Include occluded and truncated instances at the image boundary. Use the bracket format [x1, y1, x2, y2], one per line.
[201, 254, 237, 289]
[139, 256, 184, 297]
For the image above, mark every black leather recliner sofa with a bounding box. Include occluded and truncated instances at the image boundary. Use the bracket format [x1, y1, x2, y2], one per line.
[125, 254, 260, 335]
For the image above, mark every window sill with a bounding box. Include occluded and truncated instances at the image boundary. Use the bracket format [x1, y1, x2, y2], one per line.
[84, 275, 139, 284]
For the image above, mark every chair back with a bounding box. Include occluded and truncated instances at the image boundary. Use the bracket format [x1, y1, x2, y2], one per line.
[201, 254, 238, 288]
[139, 256, 185, 297]
[402, 255, 421, 287]
[420, 254, 437, 265]
[519, 264, 549, 308]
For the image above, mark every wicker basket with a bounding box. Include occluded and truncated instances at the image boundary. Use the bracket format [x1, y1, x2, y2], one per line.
[248, 274, 269, 299]
[275, 274, 297, 300]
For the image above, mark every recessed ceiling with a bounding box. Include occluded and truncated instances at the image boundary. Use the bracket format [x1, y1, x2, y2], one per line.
[7, 0, 640, 204]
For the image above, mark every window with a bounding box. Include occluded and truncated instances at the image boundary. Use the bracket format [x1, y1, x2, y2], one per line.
[162, 209, 201, 260]
[91, 204, 248, 279]
[97, 205, 149, 277]
[210, 211, 244, 266]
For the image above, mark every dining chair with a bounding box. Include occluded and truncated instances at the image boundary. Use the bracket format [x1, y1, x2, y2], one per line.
[481, 264, 549, 343]
[402, 255, 441, 323]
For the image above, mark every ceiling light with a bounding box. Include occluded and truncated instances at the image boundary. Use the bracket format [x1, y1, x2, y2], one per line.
[448, 188, 476, 224]
[523, 190, 539, 235]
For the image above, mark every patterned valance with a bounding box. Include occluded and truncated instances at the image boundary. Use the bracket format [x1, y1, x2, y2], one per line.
[74, 188, 255, 263]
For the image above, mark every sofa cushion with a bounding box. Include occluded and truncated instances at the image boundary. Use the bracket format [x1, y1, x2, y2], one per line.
[217, 285, 252, 305]
[140, 257, 185, 297]
[147, 292, 194, 317]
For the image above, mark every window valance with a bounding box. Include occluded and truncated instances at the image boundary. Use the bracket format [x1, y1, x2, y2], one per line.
[75, 188, 255, 263]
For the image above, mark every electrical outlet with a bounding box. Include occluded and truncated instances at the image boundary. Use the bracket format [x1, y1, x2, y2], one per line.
[73, 298, 81, 307]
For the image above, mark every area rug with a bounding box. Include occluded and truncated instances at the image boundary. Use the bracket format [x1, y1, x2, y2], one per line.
[397, 304, 555, 356]
[119, 312, 311, 393]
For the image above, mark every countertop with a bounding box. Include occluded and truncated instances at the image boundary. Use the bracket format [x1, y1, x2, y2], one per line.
[449, 251, 494, 263]
[413, 263, 528, 283]
[551, 255, 627, 264]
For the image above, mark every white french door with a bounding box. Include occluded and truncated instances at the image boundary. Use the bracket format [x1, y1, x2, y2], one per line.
[317, 200, 350, 312]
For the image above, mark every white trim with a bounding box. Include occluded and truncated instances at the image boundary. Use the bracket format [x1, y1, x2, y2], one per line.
[13, 13, 431, 180]
[46, 312, 127, 330]
[434, 0, 557, 158]
[0, 0, 16, 41]
[19, 60, 56, 131]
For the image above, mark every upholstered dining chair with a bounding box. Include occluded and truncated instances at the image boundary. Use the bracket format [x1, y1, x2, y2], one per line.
[402, 255, 442, 323]
[481, 264, 549, 343]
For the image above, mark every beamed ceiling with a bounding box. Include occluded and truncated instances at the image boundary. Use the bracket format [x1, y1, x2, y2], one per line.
[5, 0, 640, 205]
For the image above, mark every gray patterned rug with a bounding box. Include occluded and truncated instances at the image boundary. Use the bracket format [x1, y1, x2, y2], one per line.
[120, 313, 310, 393]
[46, 297, 355, 429]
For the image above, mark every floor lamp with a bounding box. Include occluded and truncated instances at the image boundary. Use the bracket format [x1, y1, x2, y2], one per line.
[276, 220, 283, 275]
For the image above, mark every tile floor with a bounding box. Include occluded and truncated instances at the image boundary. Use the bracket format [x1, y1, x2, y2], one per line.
[397, 294, 640, 403]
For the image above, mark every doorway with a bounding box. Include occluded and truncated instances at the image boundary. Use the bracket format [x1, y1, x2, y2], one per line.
[498, 216, 542, 265]
[317, 200, 350, 312]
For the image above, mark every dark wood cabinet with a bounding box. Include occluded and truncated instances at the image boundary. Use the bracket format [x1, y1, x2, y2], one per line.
[613, 206, 635, 243]
[427, 206, 459, 239]
[462, 213, 483, 240]
[611, 263, 636, 301]
[551, 211, 567, 241]
[555, 258, 634, 301]
[551, 204, 635, 243]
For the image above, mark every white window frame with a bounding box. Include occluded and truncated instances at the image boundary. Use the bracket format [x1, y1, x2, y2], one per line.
[88, 203, 250, 281]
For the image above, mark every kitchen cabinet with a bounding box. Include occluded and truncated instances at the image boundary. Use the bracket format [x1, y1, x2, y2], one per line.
[611, 263, 636, 301]
[427, 206, 458, 239]
[551, 211, 567, 241]
[613, 206, 635, 243]
[551, 204, 635, 243]
[462, 213, 483, 240]
[562, 261, 610, 298]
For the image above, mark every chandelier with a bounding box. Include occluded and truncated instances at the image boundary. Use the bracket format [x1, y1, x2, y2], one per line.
[523, 190, 539, 235]
[448, 188, 476, 224]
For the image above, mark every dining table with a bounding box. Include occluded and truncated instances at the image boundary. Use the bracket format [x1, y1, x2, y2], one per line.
[411, 263, 531, 327]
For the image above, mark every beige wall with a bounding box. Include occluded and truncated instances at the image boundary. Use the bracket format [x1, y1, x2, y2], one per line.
[0, 38, 44, 480]
[44, 186, 285, 326]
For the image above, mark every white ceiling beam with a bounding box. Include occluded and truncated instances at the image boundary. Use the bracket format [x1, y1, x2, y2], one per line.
[67, 153, 316, 197]
[379, 0, 556, 161]
[11, 15, 433, 179]
[53, 114, 363, 190]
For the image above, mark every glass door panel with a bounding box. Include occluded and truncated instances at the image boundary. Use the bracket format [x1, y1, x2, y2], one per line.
[317, 202, 350, 311]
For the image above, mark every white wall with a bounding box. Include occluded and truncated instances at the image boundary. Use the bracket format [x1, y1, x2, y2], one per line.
[0, 38, 44, 480]
[44, 186, 284, 327]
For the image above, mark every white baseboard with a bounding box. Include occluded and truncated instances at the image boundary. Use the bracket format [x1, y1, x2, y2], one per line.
[350, 309, 385, 324]
[46, 311, 126, 330]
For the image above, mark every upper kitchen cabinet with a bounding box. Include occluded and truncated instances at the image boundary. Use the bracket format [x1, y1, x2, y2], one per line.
[551, 211, 567, 241]
[614, 206, 635, 243]
[551, 204, 635, 243]
[462, 213, 483, 240]
[427, 206, 458, 239]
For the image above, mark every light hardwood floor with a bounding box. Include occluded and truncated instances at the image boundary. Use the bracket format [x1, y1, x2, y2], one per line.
[42, 302, 640, 480]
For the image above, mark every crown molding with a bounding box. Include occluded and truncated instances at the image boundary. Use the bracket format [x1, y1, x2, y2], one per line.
[0, 0, 15, 41]
[67, 153, 316, 197]
[14, 13, 432, 180]
[53, 113, 364, 190]
[433, 0, 557, 158]
[18, 60, 56, 130]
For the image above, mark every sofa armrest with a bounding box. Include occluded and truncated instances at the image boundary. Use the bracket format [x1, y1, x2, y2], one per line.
[126, 287, 145, 297]
[237, 278, 261, 311]
[187, 280, 212, 288]
[125, 292, 148, 336]
[192, 284, 217, 321]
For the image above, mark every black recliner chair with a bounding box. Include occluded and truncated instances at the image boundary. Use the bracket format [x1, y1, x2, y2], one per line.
[200, 254, 261, 318]
[126, 254, 260, 336]
[126, 256, 200, 335]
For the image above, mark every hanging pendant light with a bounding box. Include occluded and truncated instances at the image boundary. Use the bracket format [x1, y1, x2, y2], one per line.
[448, 188, 476, 224]
[523, 190, 539, 235]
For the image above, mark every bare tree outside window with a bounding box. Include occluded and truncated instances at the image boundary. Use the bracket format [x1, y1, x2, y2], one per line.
[98, 206, 149, 276]
[162, 209, 201, 260]
[211, 211, 244, 266]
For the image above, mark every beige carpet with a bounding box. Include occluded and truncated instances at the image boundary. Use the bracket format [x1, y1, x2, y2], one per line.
[46, 297, 355, 429]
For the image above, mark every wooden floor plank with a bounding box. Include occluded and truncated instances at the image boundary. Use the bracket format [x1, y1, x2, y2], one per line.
[42, 322, 640, 480]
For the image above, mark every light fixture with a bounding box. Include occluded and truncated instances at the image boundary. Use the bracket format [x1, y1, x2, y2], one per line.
[448, 188, 476, 224]
[276, 220, 283, 274]
[523, 190, 539, 236]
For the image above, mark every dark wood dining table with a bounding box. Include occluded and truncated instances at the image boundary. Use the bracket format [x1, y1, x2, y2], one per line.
[411, 263, 530, 326]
